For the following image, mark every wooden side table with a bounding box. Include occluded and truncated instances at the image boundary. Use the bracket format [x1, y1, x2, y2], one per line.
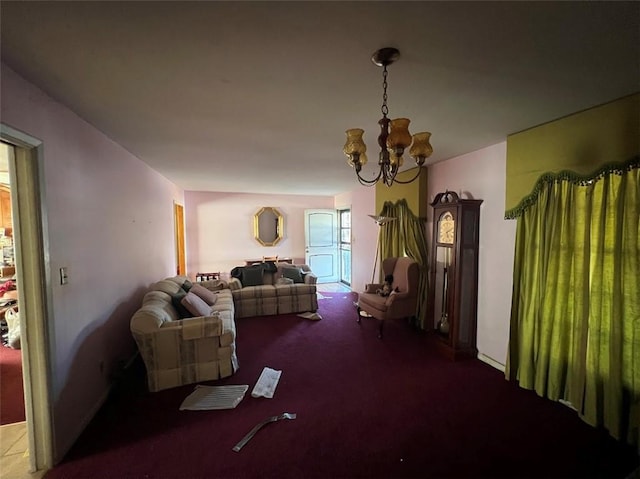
[195, 272, 220, 282]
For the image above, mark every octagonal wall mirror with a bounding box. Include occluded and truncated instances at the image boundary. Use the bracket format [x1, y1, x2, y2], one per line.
[254, 207, 284, 246]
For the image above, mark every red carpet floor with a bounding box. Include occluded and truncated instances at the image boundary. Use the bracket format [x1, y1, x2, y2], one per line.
[0, 343, 25, 425]
[44, 292, 638, 478]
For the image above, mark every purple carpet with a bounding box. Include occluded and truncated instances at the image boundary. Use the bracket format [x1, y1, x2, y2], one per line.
[0, 343, 25, 425]
[44, 292, 638, 478]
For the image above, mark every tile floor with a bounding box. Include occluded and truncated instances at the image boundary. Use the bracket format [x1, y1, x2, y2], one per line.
[316, 282, 351, 293]
[0, 283, 350, 478]
[0, 421, 44, 478]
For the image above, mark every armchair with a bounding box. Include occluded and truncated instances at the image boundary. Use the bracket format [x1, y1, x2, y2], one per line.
[356, 257, 419, 338]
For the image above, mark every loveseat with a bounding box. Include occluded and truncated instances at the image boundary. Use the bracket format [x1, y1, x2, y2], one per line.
[130, 276, 238, 392]
[228, 262, 318, 318]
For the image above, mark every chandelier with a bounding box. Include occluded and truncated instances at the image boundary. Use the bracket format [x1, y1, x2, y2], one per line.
[343, 47, 433, 187]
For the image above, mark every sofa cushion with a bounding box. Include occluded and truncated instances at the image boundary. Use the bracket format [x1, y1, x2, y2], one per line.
[232, 284, 277, 300]
[198, 279, 227, 291]
[241, 266, 264, 287]
[211, 289, 235, 313]
[274, 283, 317, 296]
[167, 276, 192, 291]
[282, 266, 304, 283]
[181, 291, 213, 317]
[189, 283, 218, 306]
[153, 279, 183, 296]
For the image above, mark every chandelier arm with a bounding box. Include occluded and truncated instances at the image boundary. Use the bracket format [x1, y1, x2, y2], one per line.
[384, 160, 402, 186]
[356, 168, 383, 186]
[388, 166, 424, 184]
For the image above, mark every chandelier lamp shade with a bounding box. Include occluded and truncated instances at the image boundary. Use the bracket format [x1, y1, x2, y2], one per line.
[344, 47, 433, 187]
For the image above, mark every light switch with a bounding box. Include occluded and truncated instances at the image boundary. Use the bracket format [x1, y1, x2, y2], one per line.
[60, 267, 68, 285]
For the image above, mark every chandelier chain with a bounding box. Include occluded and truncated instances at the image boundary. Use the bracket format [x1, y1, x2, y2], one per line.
[381, 65, 389, 118]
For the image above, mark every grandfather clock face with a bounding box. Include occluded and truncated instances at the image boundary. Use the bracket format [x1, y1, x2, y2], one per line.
[438, 211, 455, 244]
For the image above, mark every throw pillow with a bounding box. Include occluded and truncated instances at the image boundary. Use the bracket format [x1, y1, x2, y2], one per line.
[282, 267, 304, 283]
[181, 279, 193, 292]
[171, 290, 192, 318]
[180, 291, 213, 318]
[189, 283, 218, 306]
[241, 266, 264, 287]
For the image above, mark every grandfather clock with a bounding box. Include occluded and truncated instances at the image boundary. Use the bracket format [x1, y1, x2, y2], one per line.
[428, 191, 482, 360]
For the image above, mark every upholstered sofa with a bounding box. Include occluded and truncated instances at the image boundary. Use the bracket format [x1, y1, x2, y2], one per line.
[130, 276, 238, 392]
[228, 262, 318, 318]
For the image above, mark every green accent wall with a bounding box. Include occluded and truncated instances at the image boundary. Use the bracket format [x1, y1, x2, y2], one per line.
[506, 93, 640, 215]
[375, 166, 428, 217]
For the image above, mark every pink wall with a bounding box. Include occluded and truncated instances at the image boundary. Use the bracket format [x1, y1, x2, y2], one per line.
[184, 191, 334, 277]
[1, 64, 183, 459]
[334, 187, 377, 291]
[427, 142, 516, 367]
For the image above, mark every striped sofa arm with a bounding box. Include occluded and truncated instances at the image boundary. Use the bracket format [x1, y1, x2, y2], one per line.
[159, 314, 223, 338]
[133, 315, 235, 392]
[300, 265, 318, 285]
[227, 278, 243, 291]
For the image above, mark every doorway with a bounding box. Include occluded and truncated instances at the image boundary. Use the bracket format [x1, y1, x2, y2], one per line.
[0, 126, 54, 474]
[0, 142, 24, 426]
[338, 209, 351, 287]
[304, 209, 338, 283]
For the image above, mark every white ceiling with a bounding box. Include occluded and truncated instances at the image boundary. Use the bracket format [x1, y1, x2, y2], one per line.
[1, 1, 638, 196]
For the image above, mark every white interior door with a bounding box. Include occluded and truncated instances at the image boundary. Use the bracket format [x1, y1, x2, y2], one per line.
[304, 209, 338, 283]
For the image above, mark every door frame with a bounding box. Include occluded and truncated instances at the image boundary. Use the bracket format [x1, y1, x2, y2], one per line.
[337, 208, 351, 286]
[1, 124, 55, 472]
[174, 202, 186, 276]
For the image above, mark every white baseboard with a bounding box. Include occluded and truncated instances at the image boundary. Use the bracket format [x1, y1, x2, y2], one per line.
[477, 353, 506, 372]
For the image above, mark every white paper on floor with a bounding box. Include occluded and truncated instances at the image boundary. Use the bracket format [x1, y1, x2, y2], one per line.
[179, 384, 249, 411]
[297, 311, 322, 320]
[251, 367, 282, 398]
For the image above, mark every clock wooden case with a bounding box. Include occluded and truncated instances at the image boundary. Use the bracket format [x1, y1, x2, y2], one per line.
[428, 191, 482, 360]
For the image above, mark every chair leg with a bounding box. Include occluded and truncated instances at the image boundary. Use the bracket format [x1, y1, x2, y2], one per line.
[356, 305, 362, 324]
[378, 320, 383, 339]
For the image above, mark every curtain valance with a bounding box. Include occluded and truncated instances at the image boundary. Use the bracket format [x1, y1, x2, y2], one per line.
[505, 156, 639, 219]
[505, 93, 639, 218]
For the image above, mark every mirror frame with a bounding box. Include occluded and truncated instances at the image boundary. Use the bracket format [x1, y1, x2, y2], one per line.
[253, 207, 284, 246]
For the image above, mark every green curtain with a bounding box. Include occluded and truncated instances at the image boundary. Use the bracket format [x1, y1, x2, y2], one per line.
[377, 199, 429, 329]
[507, 158, 639, 450]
